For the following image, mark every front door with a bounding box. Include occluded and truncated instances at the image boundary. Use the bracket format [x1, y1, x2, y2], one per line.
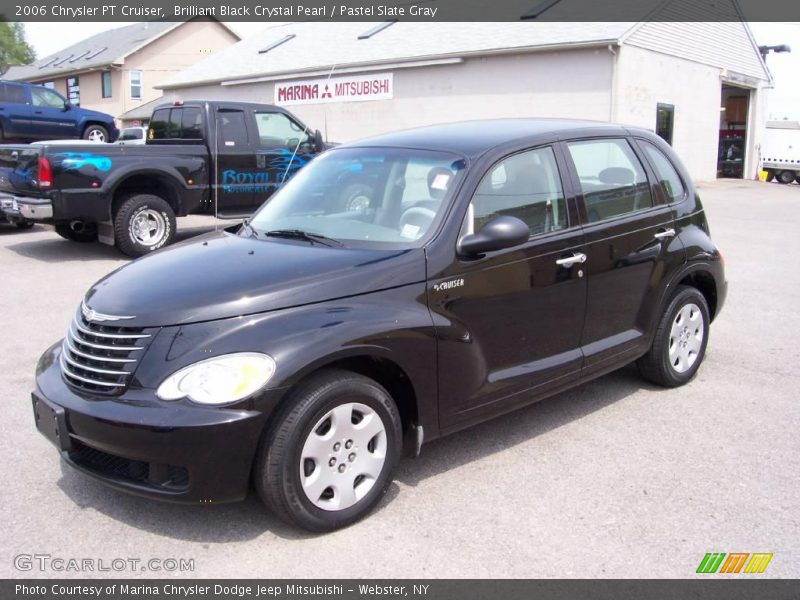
[29, 87, 74, 140]
[435, 145, 587, 431]
[214, 106, 257, 218]
[562, 137, 684, 374]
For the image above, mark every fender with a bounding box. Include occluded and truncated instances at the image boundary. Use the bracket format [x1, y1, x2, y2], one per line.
[106, 165, 199, 218]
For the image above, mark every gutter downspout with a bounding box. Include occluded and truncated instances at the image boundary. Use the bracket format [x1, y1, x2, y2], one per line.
[607, 44, 618, 122]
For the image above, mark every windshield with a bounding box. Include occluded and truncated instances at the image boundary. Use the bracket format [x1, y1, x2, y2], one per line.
[248, 147, 466, 249]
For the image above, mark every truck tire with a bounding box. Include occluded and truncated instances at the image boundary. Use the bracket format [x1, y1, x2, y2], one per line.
[15, 221, 34, 230]
[55, 221, 98, 242]
[777, 170, 795, 184]
[114, 194, 176, 257]
[83, 124, 109, 143]
[764, 169, 775, 182]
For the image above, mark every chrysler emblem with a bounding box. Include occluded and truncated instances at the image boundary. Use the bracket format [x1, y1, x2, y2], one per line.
[81, 301, 135, 323]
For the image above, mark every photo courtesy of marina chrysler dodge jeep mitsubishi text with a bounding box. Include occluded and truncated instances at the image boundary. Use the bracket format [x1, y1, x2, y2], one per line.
[31, 119, 726, 531]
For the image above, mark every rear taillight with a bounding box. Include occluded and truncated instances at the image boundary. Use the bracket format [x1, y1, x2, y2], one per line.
[37, 156, 52, 189]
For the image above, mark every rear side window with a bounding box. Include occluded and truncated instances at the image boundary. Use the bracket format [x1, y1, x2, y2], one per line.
[640, 142, 686, 202]
[0, 83, 27, 104]
[217, 110, 248, 148]
[472, 146, 567, 236]
[566, 138, 653, 223]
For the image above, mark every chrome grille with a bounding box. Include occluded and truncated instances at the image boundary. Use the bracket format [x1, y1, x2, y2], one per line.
[60, 311, 154, 393]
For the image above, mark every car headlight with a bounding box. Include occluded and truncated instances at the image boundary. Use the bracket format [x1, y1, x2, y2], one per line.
[156, 352, 276, 405]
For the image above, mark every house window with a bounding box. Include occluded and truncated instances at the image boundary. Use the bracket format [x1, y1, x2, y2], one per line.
[42, 81, 55, 89]
[101, 71, 112, 98]
[129, 70, 142, 100]
[66, 77, 80, 106]
[656, 103, 674, 145]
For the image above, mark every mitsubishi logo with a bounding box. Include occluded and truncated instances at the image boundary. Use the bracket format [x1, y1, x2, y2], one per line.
[321, 84, 332, 99]
[81, 301, 135, 323]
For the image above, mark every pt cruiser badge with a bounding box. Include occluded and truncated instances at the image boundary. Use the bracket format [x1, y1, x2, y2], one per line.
[31, 120, 726, 532]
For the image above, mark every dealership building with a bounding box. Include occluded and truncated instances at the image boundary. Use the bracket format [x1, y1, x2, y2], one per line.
[157, 17, 772, 181]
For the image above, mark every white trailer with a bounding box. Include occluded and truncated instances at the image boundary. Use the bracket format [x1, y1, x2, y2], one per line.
[761, 121, 800, 184]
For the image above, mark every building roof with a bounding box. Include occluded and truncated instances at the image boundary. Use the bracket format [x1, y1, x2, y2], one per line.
[159, 21, 634, 89]
[5, 21, 239, 82]
[117, 94, 179, 121]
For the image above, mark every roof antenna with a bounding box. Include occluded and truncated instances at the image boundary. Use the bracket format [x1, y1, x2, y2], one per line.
[279, 63, 337, 185]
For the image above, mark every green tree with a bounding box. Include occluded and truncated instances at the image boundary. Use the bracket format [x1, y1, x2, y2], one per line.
[0, 22, 36, 75]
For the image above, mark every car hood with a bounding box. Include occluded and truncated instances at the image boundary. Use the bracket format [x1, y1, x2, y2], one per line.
[77, 107, 115, 122]
[84, 231, 425, 327]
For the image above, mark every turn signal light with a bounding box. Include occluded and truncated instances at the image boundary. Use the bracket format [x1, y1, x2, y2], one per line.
[37, 157, 52, 189]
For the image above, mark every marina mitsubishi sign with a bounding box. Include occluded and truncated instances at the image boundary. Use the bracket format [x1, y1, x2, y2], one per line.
[274, 72, 393, 105]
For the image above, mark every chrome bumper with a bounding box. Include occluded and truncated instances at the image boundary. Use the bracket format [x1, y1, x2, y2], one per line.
[14, 197, 53, 220]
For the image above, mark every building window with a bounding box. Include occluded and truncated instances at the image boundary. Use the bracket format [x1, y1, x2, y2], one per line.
[66, 76, 80, 106]
[129, 70, 142, 100]
[656, 103, 674, 146]
[101, 71, 112, 98]
[42, 81, 54, 89]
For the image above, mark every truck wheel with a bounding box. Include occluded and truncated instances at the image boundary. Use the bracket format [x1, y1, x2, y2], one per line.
[777, 170, 795, 184]
[55, 221, 98, 242]
[637, 285, 710, 388]
[15, 221, 34, 230]
[114, 194, 176, 257]
[255, 369, 402, 532]
[83, 125, 109, 143]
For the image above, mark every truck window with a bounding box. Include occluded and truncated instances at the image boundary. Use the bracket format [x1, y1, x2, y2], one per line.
[254, 112, 309, 149]
[148, 109, 170, 140]
[180, 107, 202, 140]
[217, 110, 248, 147]
[148, 107, 203, 141]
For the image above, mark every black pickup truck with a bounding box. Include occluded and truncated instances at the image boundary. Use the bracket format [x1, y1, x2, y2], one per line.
[0, 101, 324, 256]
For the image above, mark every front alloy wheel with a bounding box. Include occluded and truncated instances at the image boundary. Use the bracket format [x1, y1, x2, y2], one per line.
[256, 370, 402, 532]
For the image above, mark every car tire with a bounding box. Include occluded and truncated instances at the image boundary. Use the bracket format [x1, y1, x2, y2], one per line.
[777, 170, 795, 184]
[83, 124, 109, 143]
[113, 194, 176, 258]
[15, 221, 34, 230]
[338, 183, 373, 212]
[637, 285, 710, 388]
[255, 369, 403, 532]
[54, 221, 98, 243]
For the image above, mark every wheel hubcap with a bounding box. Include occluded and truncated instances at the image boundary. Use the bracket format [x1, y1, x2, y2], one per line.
[129, 209, 166, 245]
[668, 302, 704, 373]
[299, 402, 387, 511]
[87, 129, 105, 142]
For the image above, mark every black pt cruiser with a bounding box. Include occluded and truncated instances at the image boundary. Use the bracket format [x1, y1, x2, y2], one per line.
[32, 119, 726, 531]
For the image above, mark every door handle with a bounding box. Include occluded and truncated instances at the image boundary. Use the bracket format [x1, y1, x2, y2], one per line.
[555, 252, 587, 267]
[654, 228, 676, 240]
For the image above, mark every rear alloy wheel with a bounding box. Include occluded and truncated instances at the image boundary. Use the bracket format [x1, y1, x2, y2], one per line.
[637, 285, 710, 387]
[82, 125, 109, 143]
[777, 170, 795, 184]
[256, 369, 402, 532]
[55, 220, 98, 243]
[114, 194, 175, 257]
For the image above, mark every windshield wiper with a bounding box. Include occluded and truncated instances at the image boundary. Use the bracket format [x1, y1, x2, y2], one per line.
[263, 229, 344, 247]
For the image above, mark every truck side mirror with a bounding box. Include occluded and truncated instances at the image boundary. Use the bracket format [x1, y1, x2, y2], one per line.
[457, 215, 530, 258]
[313, 129, 324, 153]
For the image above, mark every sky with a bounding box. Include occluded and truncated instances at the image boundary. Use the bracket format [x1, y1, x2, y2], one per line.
[19, 21, 800, 120]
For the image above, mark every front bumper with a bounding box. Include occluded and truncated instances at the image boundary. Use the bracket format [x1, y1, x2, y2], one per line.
[33, 343, 286, 504]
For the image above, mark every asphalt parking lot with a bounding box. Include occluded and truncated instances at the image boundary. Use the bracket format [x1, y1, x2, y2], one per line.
[1, 179, 798, 579]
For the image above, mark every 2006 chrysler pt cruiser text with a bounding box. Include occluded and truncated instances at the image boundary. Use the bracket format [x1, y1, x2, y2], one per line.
[31, 120, 726, 531]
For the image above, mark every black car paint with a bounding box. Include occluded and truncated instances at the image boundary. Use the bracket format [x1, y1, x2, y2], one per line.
[0, 101, 320, 226]
[32, 119, 726, 503]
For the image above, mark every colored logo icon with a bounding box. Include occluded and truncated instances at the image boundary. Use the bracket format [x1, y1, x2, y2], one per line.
[696, 552, 773, 574]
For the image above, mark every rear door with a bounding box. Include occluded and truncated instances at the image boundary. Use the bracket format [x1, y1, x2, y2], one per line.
[561, 137, 684, 376]
[435, 144, 588, 430]
[0, 83, 31, 138]
[29, 87, 75, 140]
[251, 110, 316, 208]
[213, 105, 257, 218]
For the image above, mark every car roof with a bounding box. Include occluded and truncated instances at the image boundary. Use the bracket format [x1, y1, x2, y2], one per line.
[342, 118, 650, 158]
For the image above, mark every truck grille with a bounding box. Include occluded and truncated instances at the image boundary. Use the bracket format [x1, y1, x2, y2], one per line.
[60, 311, 154, 393]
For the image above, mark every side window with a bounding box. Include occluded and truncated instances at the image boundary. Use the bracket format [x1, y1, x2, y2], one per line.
[180, 107, 202, 139]
[0, 83, 26, 104]
[566, 138, 653, 223]
[640, 142, 686, 203]
[472, 146, 567, 236]
[217, 110, 248, 148]
[254, 112, 309, 149]
[31, 87, 65, 109]
[167, 108, 183, 139]
[148, 109, 170, 140]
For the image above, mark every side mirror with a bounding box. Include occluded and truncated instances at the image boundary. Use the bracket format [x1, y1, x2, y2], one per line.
[313, 129, 324, 153]
[62, 103, 71, 111]
[457, 215, 529, 258]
